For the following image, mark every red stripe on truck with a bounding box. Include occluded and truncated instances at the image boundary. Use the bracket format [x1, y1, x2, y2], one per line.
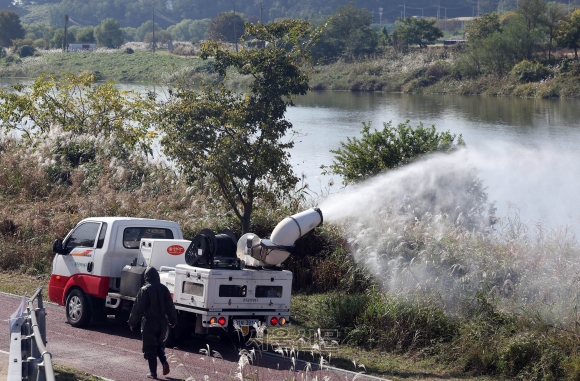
[49, 274, 110, 305]
[48, 274, 70, 305]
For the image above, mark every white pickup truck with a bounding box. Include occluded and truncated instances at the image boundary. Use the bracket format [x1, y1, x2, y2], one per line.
[48, 209, 323, 342]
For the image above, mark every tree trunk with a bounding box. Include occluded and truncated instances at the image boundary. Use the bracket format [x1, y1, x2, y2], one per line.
[242, 203, 252, 234]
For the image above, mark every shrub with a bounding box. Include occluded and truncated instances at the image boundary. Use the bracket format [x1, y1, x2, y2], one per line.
[314, 291, 456, 351]
[511, 60, 552, 83]
[498, 333, 542, 376]
[18, 45, 34, 58]
[124, 47, 134, 54]
[33, 39, 45, 49]
[425, 61, 450, 80]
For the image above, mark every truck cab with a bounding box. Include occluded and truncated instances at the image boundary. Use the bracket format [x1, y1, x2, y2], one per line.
[48, 217, 183, 327]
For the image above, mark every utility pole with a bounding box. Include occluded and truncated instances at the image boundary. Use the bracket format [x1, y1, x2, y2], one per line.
[63, 14, 69, 52]
[234, 5, 238, 53]
[260, 1, 263, 23]
[379, 7, 383, 24]
[152, 8, 155, 53]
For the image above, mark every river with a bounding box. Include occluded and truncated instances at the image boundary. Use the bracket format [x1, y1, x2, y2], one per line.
[3, 79, 580, 227]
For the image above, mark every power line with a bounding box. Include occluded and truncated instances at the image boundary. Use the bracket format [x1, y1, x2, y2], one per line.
[68, 18, 83, 27]
[68, 16, 97, 25]
[67, 16, 98, 28]
[154, 10, 180, 24]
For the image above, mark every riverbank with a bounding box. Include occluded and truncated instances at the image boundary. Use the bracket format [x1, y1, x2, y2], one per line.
[3, 124, 580, 380]
[311, 48, 580, 98]
[2, 47, 579, 98]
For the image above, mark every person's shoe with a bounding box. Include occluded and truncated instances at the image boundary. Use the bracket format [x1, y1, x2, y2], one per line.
[146, 373, 157, 379]
[162, 362, 170, 376]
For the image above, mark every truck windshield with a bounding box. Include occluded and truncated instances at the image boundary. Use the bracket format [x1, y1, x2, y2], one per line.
[123, 227, 174, 249]
[65, 222, 101, 254]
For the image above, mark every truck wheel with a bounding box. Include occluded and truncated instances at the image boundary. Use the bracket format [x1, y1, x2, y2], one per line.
[66, 289, 92, 328]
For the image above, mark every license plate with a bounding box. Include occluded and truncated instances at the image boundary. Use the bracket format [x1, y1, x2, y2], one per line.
[233, 319, 260, 327]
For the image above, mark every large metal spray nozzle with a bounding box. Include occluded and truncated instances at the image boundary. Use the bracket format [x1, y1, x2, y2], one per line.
[236, 208, 323, 267]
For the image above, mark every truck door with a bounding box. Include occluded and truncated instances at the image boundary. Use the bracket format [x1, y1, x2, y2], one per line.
[63, 222, 104, 275]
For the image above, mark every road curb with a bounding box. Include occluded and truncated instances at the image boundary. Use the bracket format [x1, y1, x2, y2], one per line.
[261, 351, 392, 381]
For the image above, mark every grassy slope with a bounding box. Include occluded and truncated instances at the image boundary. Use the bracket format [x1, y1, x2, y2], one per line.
[0, 50, 209, 83]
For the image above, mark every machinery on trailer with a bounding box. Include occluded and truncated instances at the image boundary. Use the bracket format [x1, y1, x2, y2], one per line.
[48, 209, 323, 341]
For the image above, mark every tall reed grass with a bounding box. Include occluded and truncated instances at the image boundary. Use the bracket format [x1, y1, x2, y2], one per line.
[4, 126, 580, 379]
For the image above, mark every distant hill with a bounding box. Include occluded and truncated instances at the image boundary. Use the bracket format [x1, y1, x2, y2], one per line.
[13, 0, 580, 28]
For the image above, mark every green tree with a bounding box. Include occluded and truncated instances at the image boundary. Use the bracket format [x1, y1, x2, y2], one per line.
[167, 19, 195, 41]
[460, 14, 540, 75]
[516, 0, 547, 32]
[95, 18, 124, 48]
[135, 20, 162, 42]
[545, 2, 566, 59]
[327, 121, 493, 230]
[0, 73, 155, 153]
[0, 11, 25, 47]
[144, 30, 173, 46]
[166, 18, 211, 42]
[556, 9, 580, 59]
[188, 18, 210, 43]
[207, 11, 245, 43]
[49, 28, 75, 49]
[465, 12, 501, 41]
[24, 23, 54, 49]
[394, 17, 443, 52]
[121, 27, 137, 42]
[158, 20, 317, 233]
[378, 26, 390, 47]
[311, 2, 378, 62]
[328, 121, 464, 182]
[76, 26, 95, 43]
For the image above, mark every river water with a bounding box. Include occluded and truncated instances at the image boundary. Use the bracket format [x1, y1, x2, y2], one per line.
[3, 79, 580, 227]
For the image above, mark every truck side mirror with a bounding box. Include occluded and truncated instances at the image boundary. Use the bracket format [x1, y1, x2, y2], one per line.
[53, 239, 67, 255]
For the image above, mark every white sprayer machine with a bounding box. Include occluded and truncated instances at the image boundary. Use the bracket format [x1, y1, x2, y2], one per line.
[48, 209, 323, 342]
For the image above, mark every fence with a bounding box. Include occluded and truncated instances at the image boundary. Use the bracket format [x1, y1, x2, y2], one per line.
[8, 287, 55, 381]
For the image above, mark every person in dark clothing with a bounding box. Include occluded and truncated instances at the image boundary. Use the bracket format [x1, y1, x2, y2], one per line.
[128, 267, 177, 379]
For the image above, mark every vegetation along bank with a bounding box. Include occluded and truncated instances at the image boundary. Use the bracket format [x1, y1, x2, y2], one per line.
[0, 1, 580, 97]
[1, 17, 580, 380]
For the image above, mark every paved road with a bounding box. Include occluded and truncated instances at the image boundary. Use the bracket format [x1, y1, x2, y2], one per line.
[1, 292, 389, 381]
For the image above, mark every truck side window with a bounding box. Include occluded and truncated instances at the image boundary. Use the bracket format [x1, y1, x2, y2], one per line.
[96, 223, 108, 249]
[123, 227, 175, 249]
[65, 222, 101, 254]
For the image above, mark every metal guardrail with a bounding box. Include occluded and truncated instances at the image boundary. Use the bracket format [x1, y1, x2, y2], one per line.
[8, 287, 55, 381]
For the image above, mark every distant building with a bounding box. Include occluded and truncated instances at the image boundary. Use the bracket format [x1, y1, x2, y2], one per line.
[68, 43, 96, 51]
[443, 40, 466, 45]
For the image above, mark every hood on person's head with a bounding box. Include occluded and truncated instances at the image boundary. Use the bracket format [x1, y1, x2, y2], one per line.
[144, 267, 160, 285]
